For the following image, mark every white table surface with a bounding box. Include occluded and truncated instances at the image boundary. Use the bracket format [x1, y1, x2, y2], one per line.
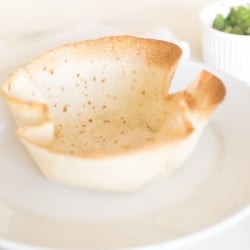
[0, 0, 249, 249]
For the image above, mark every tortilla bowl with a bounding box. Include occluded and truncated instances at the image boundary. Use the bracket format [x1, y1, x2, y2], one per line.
[0, 36, 226, 192]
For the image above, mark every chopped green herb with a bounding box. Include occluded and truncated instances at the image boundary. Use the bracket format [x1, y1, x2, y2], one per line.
[212, 4, 250, 35]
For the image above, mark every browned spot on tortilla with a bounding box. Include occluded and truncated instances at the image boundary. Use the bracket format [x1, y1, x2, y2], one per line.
[63, 105, 68, 112]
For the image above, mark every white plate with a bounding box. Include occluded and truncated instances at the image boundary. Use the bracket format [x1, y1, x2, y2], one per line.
[0, 60, 250, 250]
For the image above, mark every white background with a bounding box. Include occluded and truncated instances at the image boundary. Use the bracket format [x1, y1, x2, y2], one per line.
[0, 0, 220, 59]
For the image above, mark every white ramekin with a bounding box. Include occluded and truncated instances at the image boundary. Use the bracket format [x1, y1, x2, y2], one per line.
[200, 0, 250, 83]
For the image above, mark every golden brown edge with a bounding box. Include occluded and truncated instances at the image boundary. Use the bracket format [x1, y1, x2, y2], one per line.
[0, 36, 225, 159]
